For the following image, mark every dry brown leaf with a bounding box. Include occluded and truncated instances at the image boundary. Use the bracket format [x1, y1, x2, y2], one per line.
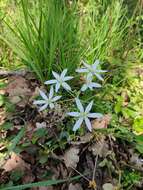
[5, 76, 32, 106]
[22, 172, 35, 184]
[0, 108, 6, 125]
[2, 152, 30, 172]
[92, 114, 111, 129]
[0, 89, 6, 95]
[89, 138, 109, 158]
[63, 146, 80, 169]
[68, 183, 83, 190]
[6, 76, 31, 96]
[35, 122, 47, 131]
[10, 96, 21, 104]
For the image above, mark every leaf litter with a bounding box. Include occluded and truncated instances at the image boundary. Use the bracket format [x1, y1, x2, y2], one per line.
[0, 75, 143, 190]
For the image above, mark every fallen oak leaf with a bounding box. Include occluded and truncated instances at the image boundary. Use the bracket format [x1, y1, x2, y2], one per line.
[63, 146, 80, 169]
[92, 114, 111, 129]
[2, 152, 30, 172]
[5, 76, 32, 106]
[5, 76, 31, 97]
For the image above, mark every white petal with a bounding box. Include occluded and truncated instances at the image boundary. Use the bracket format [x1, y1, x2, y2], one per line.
[73, 118, 83, 131]
[97, 69, 107, 73]
[95, 73, 104, 81]
[87, 72, 93, 78]
[52, 95, 61, 102]
[39, 104, 48, 111]
[75, 98, 84, 112]
[85, 118, 92, 131]
[90, 82, 102, 88]
[87, 113, 103, 118]
[62, 82, 71, 91]
[52, 71, 60, 80]
[82, 61, 90, 68]
[49, 86, 54, 99]
[88, 85, 93, 90]
[44, 80, 56, 85]
[33, 100, 46, 105]
[86, 74, 93, 81]
[49, 103, 54, 109]
[92, 60, 100, 69]
[85, 101, 93, 113]
[76, 68, 88, 73]
[39, 90, 48, 100]
[55, 82, 60, 92]
[67, 112, 80, 117]
[81, 84, 87, 91]
[61, 69, 68, 78]
[64, 76, 73, 81]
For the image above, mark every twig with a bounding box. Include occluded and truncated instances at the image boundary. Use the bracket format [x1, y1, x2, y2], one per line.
[92, 137, 105, 181]
[0, 69, 28, 77]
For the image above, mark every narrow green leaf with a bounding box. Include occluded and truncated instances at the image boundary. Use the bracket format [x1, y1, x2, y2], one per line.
[1, 176, 81, 190]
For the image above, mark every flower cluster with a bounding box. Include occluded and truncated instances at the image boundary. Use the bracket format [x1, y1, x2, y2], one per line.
[34, 60, 106, 132]
[76, 60, 107, 91]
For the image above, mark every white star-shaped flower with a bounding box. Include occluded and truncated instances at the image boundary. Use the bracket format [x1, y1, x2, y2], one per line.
[81, 75, 101, 91]
[67, 98, 103, 132]
[33, 86, 61, 111]
[44, 69, 73, 92]
[76, 60, 107, 81]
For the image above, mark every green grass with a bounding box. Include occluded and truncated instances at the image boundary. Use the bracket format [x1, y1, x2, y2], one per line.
[0, 1, 143, 188]
[1, 0, 81, 82]
[79, 0, 129, 63]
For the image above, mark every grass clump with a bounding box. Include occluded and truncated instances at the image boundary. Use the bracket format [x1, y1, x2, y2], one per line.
[1, 0, 81, 82]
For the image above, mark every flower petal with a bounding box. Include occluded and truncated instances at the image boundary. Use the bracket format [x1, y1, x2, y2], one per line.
[52, 71, 60, 80]
[90, 82, 102, 88]
[87, 113, 103, 118]
[64, 76, 73, 81]
[67, 112, 80, 117]
[39, 90, 48, 100]
[33, 100, 46, 105]
[61, 69, 68, 78]
[92, 60, 100, 69]
[95, 73, 104, 81]
[81, 84, 87, 91]
[52, 95, 61, 102]
[49, 86, 54, 99]
[62, 82, 71, 91]
[85, 101, 93, 113]
[88, 85, 93, 90]
[55, 82, 60, 92]
[49, 103, 54, 109]
[75, 98, 84, 112]
[86, 74, 93, 81]
[39, 104, 48, 111]
[76, 68, 88, 73]
[73, 118, 83, 131]
[87, 72, 93, 79]
[85, 118, 92, 131]
[82, 61, 90, 69]
[97, 69, 107, 73]
[44, 79, 56, 85]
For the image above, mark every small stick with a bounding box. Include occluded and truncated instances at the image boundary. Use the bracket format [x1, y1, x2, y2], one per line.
[0, 69, 28, 77]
